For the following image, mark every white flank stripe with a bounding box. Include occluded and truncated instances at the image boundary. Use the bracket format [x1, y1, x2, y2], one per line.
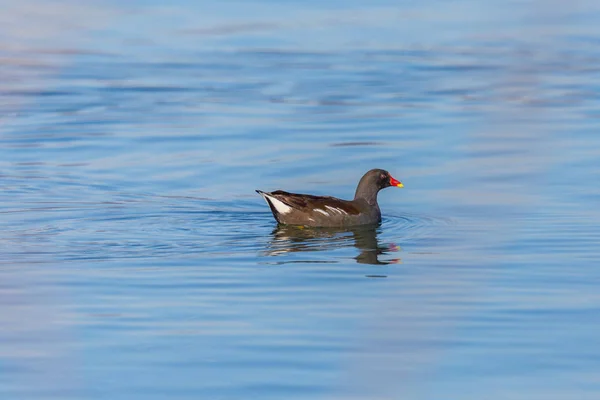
[263, 194, 292, 214]
[325, 205, 346, 215]
[314, 209, 329, 216]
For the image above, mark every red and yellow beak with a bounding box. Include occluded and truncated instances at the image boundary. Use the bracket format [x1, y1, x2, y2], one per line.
[389, 176, 404, 188]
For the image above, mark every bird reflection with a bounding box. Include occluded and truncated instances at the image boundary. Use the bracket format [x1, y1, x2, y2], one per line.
[262, 224, 401, 269]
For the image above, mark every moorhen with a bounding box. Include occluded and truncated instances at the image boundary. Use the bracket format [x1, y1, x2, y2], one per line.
[256, 168, 403, 227]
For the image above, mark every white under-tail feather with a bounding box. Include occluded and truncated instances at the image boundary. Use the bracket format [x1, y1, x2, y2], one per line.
[258, 192, 293, 215]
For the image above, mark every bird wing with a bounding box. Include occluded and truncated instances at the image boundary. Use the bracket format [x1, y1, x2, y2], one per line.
[269, 191, 361, 215]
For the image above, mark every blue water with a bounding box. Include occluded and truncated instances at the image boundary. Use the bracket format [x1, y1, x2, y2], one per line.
[1, 1, 600, 399]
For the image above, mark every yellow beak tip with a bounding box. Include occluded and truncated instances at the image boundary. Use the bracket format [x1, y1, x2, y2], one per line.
[397, 183, 404, 188]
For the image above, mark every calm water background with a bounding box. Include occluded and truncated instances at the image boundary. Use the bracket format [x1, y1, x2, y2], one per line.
[1, 0, 600, 399]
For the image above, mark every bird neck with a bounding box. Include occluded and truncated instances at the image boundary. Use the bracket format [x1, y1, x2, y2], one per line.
[354, 181, 379, 205]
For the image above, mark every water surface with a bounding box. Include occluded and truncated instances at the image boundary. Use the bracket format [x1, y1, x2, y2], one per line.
[1, 1, 600, 399]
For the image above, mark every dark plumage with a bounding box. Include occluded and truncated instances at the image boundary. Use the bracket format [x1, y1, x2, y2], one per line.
[256, 169, 403, 227]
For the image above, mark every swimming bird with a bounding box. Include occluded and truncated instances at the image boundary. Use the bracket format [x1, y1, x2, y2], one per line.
[256, 169, 403, 227]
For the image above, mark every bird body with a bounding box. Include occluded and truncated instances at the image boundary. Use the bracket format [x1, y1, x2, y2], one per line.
[257, 169, 403, 227]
